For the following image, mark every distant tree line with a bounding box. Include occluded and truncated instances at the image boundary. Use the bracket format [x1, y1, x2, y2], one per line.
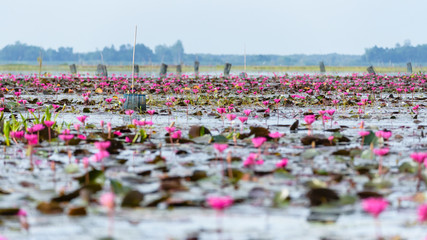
[0, 40, 424, 66]
[364, 40, 427, 64]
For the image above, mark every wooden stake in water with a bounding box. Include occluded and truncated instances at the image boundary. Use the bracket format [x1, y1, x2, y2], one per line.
[131, 25, 137, 92]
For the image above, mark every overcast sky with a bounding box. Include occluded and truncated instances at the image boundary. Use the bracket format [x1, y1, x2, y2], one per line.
[1, 0, 426, 55]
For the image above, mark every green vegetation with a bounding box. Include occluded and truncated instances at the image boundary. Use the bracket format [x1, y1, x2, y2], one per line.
[1, 40, 426, 67]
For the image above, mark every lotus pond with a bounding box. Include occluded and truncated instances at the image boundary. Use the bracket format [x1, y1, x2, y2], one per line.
[0, 72, 426, 240]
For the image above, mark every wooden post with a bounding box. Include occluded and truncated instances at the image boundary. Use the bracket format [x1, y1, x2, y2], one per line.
[194, 61, 200, 76]
[69, 64, 77, 74]
[176, 64, 182, 75]
[97, 64, 108, 77]
[367, 66, 376, 75]
[160, 63, 168, 78]
[224, 63, 232, 77]
[407, 62, 412, 74]
[319, 61, 326, 73]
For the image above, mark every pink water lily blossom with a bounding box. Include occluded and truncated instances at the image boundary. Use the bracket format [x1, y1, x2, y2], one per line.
[252, 137, 267, 148]
[358, 131, 370, 137]
[94, 141, 111, 150]
[213, 143, 228, 153]
[100, 192, 115, 210]
[418, 204, 427, 222]
[226, 114, 236, 121]
[207, 196, 233, 211]
[410, 152, 427, 164]
[362, 197, 388, 218]
[268, 132, 284, 139]
[304, 115, 316, 125]
[77, 115, 88, 124]
[44, 120, 55, 128]
[238, 116, 248, 123]
[276, 158, 288, 168]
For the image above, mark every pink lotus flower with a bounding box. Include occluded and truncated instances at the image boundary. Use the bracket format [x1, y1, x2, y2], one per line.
[125, 110, 134, 116]
[381, 131, 392, 140]
[418, 204, 427, 222]
[52, 104, 60, 110]
[44, 120, 55, 128]
[274, 99, 281, 104]
[171, 130, 182, 139]
[252, 137, 267, 148]
[77, 115, 88, 124]
[120, 98, 126, 104]
[207, 196, 233, 211]
[213, 143, 228, 153]
[304, 115, 316, 125]
[165, 126, 176, 133]
[268, 132, 284, 139]
[28, 109, 35, 114]
[262, 100, 269, 106]
[243, 153, 264, 167]
[10, 131, 24, 139]
[243, 109, 251, 116]
[77, 134, 87, 140]
[165, 102, 172, 107]
[32, 124, 44, 132]
[184, 100, 190, 105]
[74, 124, 81, 132]
[276, 158, 288, 168]
[113, 131, 122, 136]
[147, 110, 155, 115]
[358, 131, 370, 137]
[105, 98, 112, 103]
[373, 148, 389, 156]
[100, 192, 115, 210]
[238, 117, 248, 123]
[226, 114, 236, 121]
[125, 136, 132, 143]
[318, 110, 326, 116]
[413, 105, 419, 111]
[25, 134, 38, 145]
[362, 197, 388, 218]
[410, 152, 427, 164]
[59, 134, 74, 142]
[326, 109, 336, 116]
[217, 108, 226, 114]
[94, 141, 111, 150]
[93, 150, 110, 162]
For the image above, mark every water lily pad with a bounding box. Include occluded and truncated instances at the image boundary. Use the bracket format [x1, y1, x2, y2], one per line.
[68, 206, 87, 216]
[399, 162, 417, 173]
[0, 208, 19, 216]
[121, 190, 144, 208]
[302, 149, 319, 159]
[306, 188, 339, 206]
[188, 125, 211, 139]
[37, 201, 63, 214]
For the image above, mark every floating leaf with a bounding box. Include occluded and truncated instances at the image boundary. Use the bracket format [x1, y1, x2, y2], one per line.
[188, 125, 211, 139]
[68, 206, 87, 216]
[306, 188, 339, 206]
[301, 149, 319, 159]
[121, 190, 144, 208]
